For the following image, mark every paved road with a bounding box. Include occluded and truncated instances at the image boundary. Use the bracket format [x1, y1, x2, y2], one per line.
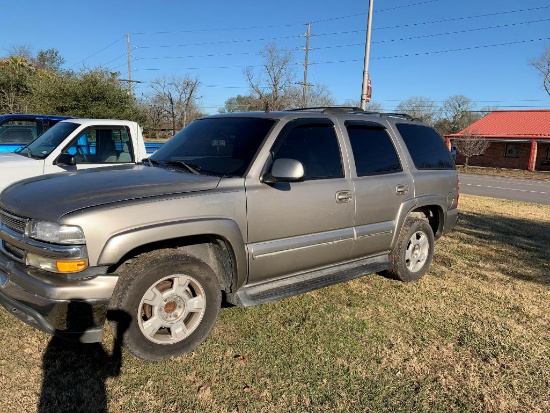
[458, 173, 550, 205]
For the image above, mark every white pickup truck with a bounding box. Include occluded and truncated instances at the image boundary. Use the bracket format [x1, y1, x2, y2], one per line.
[0, 118, 148, 192]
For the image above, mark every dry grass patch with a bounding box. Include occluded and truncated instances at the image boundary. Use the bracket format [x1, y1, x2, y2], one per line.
[0, 195, 548, 412]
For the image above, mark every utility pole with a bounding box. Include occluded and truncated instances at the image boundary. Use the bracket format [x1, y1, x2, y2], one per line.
[302, 22, 311, 108]
[360, 0, 374, 110]
[296, 22, 313, 108]
[126, 33, 133, 97]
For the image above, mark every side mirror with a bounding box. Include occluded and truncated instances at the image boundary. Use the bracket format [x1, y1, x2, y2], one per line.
[56, 153, 76, 166]
[262, 158, 305, 183]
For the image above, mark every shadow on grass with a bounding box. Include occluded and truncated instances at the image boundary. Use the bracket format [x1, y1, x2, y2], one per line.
[38, 304, 130, 413]
[456, 211, 550, 286]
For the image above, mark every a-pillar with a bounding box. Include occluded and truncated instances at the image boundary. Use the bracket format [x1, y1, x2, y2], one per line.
[528, 139, 538, 171]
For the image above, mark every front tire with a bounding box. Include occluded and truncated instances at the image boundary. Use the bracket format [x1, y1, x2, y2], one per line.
[109, 250, 221, 360]
[385, 217, 434, 282]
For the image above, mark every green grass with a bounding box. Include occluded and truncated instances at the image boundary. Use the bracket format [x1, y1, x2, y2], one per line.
[0, 195, 549, 412]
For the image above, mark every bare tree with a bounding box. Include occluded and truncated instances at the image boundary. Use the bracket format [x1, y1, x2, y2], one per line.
[298, 84, 334, 108]
[454, 129, 490, 166]
[7, 45, 34, 61]
[530, 46, 550, 96]
[441, 95, 480, 133]
[395, 96, 438, 125]
[245, 43, 296, 110]
[148, 74, 201, 135]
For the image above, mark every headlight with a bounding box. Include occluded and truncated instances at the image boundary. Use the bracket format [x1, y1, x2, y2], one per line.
[26, 220, 85, 244]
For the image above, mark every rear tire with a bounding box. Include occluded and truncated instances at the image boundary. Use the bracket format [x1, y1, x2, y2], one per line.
[109, 250, 221, 361]
[385, 217, 434, 282]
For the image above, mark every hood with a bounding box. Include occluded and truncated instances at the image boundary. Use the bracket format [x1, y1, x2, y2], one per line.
[0, 153, 44, 191]
[0, 164, 221, 221]
[0, 152, 39, 166]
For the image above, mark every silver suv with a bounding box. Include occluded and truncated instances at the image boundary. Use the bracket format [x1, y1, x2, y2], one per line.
[0, 107, 459, 360]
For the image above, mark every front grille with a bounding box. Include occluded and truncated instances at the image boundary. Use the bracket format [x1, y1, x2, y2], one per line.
[0, 209, 28, 234]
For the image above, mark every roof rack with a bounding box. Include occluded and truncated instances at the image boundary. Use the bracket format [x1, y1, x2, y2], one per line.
[288, 106, 370, 114]
[288, 107, 418, 121]
[380, 112, 416, 120]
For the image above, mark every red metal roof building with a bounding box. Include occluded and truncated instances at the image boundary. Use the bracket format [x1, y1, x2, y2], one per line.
[445, 110, 550, 171]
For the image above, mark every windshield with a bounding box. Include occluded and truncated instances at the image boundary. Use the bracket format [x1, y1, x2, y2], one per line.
[149, 117, 276, 177]
[23, 122, 80, 159]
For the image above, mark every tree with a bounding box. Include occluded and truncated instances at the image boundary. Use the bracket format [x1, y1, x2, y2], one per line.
[297, 84, 334, 108]
[1, 47, 145, 122]
[530, 46, 550, 96]
[219, 94, 264, 113]
[7, 45, 34, 62]
[30, 68, 145, 121]
[0, 56, 34, 112]
[244, 43, 296, 110]
[35, 49, 65, 72]
[223, 43, 335, 112]
[454, 129, 490, 166]
[148, 74, 201, 135]
[436, 95, 479, 135]
[6, 46, 65, 72]
[395, 96, 438, 125]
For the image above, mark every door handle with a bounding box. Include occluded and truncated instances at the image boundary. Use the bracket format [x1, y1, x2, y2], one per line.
[336, 190, 353, 203]
[396, 184, 409, 195]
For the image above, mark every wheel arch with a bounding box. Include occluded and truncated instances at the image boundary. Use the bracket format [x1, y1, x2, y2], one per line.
[392, 197, 446, 248]
[98, 218, 247, 294]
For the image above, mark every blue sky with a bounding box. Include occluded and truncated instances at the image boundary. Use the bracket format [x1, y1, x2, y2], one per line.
[2, 0, 550, 114]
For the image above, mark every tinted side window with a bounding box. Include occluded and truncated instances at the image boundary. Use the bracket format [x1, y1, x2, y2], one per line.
[0, 120, 38, 143]
[273, 122, 343, 180]
[396, 123, 455, 170]
[347, 125, 402, 176]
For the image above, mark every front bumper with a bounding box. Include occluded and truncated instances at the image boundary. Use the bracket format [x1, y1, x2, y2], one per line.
[0, 253, 118, 343]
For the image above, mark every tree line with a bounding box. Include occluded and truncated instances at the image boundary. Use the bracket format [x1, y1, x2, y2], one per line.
[2, 43, 548, 141]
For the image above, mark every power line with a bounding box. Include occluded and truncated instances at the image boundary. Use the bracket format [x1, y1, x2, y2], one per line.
[128, 17, 549, 65]
[311, 37, 550, 65]
[131, 23, 302, 36]
[70, 4, 549, 69]
[137, 50, 268, 61]
[310, 0, 442, 23]
[69, 35, 126, 68]
[129, 1, 441, 35]
[373, 5, 550, 31]
[132, 36, 549, 73]
[136, 34, 303, 50]
[374, 17, 550, 44]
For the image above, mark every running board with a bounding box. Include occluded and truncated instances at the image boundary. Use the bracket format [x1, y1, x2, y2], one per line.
[227, 254, 389, 307]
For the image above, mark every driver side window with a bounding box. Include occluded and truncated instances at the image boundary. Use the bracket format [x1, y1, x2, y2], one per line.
[63, 127, 133, 164]
[65, 132, 94, 163]
[271, 121, 344, 180]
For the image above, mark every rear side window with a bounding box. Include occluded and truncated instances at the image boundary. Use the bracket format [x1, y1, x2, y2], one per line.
[396, 123, 455, 170]
[346, 125, 402, 176]
[0, 120, 38, 144]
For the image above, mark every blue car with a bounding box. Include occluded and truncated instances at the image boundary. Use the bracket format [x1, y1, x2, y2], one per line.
[0, 114, 73, 153]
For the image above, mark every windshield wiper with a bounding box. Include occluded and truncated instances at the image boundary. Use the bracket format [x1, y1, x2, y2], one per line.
[163, 160, 201, 174]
